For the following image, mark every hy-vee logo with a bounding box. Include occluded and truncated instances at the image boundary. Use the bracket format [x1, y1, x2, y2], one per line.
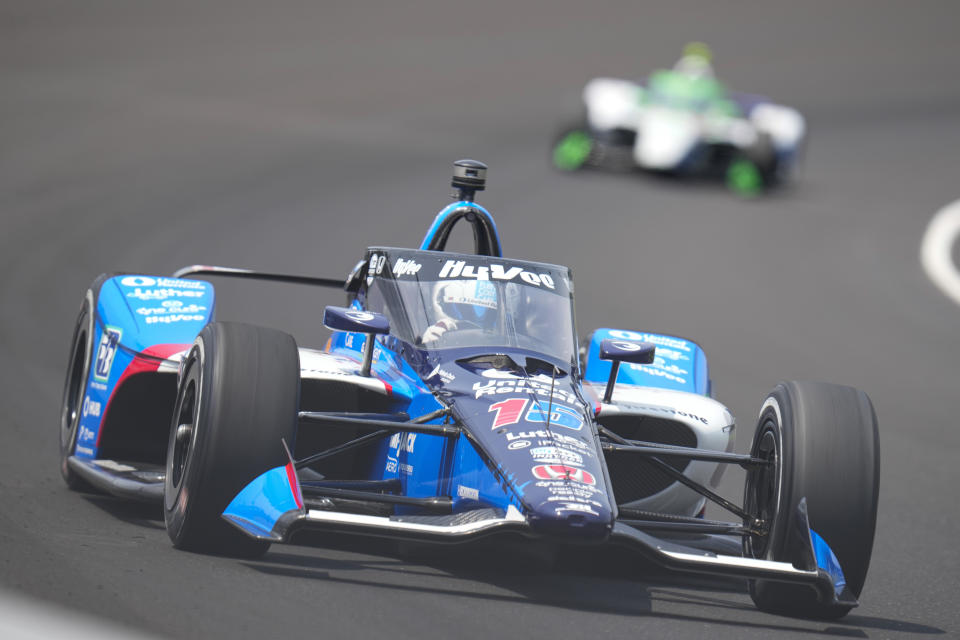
[439, 260, 555, 289]
[392, 258, 422, 277]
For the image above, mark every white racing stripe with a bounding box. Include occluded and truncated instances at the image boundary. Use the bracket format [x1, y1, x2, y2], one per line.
[921, 198, 960, 307]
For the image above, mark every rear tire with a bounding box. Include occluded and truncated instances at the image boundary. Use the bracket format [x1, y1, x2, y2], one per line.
[743, 381, 879, 619]
[163, 322, 300, 557]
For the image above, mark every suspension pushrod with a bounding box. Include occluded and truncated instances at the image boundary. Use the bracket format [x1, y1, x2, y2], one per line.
[300, 478, 401, 492]
[599, 426, 755, 524]
[601, 442, 767, 468]
[617, 506, 758, 536]
[618, 519, 752, 536]
[295, 429, 391, 469]
[301, 486, 453, 512]
[298, 412, 460, 437]
[645, 455, 755, 523]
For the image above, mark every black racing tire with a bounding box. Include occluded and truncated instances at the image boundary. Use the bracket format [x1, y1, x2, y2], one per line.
[59, 274, 113, 491]
[743, 381, 879, 619]
[164, 321, 300, 558]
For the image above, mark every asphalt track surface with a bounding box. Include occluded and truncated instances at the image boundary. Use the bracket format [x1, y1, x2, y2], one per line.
[2, 2, 959, 638]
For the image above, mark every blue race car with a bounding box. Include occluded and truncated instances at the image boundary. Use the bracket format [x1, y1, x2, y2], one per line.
[60, 160, 878, 619]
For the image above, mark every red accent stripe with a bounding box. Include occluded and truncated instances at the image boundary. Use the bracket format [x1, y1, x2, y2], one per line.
[95, 343, 190, 447]
[285, 460, 303, 509]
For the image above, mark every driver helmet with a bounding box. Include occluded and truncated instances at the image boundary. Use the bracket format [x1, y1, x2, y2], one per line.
[674, 41, 715, 78]
[433, 280, 499, 331]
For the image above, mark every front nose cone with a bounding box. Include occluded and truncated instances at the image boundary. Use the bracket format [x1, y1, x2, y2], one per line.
[526, 500, 614, 542]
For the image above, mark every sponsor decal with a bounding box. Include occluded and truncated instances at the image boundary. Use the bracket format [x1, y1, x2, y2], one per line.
[652, 347, 689, 362]
[120, 276, 206, 289]
[525, 402, 583, 431]
[488, 398, 584, 431]
[507, 440, 531, 450]
[627, 363, 687, 385]
[94, 326, 122, 382]
[473, 375, 578, 404]
[457, 485, 480, 501]
[554, 502, 599, 516]
[546, 495, 602, 507]
[345, 310, 375, 322]
[611, 340, 644, 352]
[530, 447, 583, 466]
[145, 314, 205, 325]
[489, 398, 528, 428]
[608, 330, 691, 352]
[126, 288, 206, 301]
[78, 425, 96, 443]
[385, 432, 416, 475]
[81, 396, 101, 419]
[135, 301, 207, 316]
[505, 431, 593, 456]
[367, 253, 386, 285]
[89, 381, 108, 392]
[534, 436, 592, 454]
[532, 465, 595, 485]
[388, 432, 417, 454]
[438, 260, 556, 289]
[75, 445, 95, 456]
[535, 481, 599, 499]
[392, 258, 422, 277]
[425, 365, 455, 383]
[634, 405, 709, 425]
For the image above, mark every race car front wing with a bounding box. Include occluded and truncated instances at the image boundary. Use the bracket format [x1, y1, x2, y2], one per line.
[221, 454, 855, 610]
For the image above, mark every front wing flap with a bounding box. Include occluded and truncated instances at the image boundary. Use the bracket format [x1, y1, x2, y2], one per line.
[221, 454, 854, 608]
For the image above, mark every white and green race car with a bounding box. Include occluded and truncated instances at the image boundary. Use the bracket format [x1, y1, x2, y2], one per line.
[552, 44, 806, 196]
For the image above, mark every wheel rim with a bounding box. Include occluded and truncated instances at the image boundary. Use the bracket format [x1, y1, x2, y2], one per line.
[169, 350, 200, 491]
[744, 424, 779, 558]
[61, 315, 88, 451]
[553, 130, 592, 171]
[726, 158, 763, 196]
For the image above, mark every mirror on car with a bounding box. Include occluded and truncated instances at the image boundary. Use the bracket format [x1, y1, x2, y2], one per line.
[599, 339, 656, 404]
[323, 306, 390, 335]
[599, 339, 656, 364]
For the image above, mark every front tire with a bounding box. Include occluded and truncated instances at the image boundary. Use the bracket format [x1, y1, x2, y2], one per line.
[743, 381, 879, 619]
[551, 126, 595, 171]
[59, 275, 112, 490]
[164, 322, 300, 557]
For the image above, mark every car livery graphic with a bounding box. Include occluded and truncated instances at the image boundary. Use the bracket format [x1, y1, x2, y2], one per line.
[59, 159, 878, 620]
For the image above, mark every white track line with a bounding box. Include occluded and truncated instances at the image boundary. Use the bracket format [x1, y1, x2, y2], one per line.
[921, 199, 960, 307]
[0, 588, 163, 639]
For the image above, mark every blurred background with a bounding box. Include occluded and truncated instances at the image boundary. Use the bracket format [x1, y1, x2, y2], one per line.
[1, 1, 958, 638]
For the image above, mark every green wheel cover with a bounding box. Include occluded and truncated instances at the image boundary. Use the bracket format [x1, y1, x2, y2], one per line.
[727, 158, 763, 196]
[553, 130, 592, 171]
